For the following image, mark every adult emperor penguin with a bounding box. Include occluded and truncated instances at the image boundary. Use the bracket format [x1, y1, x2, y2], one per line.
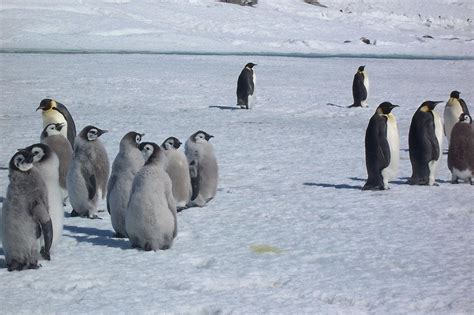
[107, 131, 145, 238]
[362, 102, 400, 190]
[236, 62, 256, 109]
[24, 143, 64, 249]
[67, 125, 110, 219]
[185, 130, 218, 207]
[2, 150, 53, 271]
[349, 65, 369, 108]
[444, 91, 470, 145]
[448, 113, 474, 184]
[37, 98, 77, 148]
[161, 136, 192, 211]
[408, 101, 444, 185]
[126, 142, 177, 251]
[41, 123, 73, 202]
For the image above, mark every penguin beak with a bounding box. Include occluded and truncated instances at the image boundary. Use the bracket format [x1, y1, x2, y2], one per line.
[35, 105, 44, 111]
[98, 129, 108, 136]
[206, 134, 214, 141]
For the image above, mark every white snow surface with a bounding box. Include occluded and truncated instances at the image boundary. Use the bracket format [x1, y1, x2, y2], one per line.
[0, 0, 474, 314]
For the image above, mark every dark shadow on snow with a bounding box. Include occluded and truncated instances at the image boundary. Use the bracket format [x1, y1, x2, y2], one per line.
[303, 182, 362, 190]
[63, 225, 130, 250]
[209, 105, 242, 111]
[348, 177, 366, 182]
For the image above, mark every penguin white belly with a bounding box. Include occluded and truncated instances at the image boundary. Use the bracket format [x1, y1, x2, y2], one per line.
[381, 115, 399, 187]
[43, 173, 64, 249]
[444, 104, 462, 143]
[428, 111, 443, 185]
[43, 110, 68, 141]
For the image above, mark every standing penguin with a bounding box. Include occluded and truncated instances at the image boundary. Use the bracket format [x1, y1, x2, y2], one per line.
[349, 66, 369, 108]
[37, 99, 77, 148]
[41, 123, 73, 202]
[185, 130, 218, 207]
[448, 113, 474, 184]
[2, 150, 53, 271]
[161, 136, 192, 211]
[67, 125, 110, 219]
[107, 131, 145, 238]
[444, 91, 470, 145]
[236, 62, 256, 109]
[408, 101, 444, 185]
[363, 102, 400, 190]
[24, 143, 64, 249]
[126, 142, 177, 251]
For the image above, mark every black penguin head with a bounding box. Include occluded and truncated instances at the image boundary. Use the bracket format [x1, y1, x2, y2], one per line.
[245, 63, 257, 69]
[450, 91, 460, 99]
[358, 65, 365, 72]
[419, 101, 442, 112]
[139, 142, 161, 164]
[191, 130, 214, 143]
[36, 99, 57, 112]
[23, 143, 51, 164]
[79, 125, 108, 141]
[376, 102, 399, 115]
[161, 137, 182, 150]
[459, 113, 472, 124]
[9, 149, 34, 172]
[122, 131, 144, 148]
[42, 123, 65, 138]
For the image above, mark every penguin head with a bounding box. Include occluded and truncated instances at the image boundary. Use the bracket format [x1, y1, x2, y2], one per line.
[459, 113, 472, 124]
[376, 102, 398, 115]
[138, 142, 162, 164]
[9, 149, 34, 172]
[42, 123, 65, 138]
[161, 137, 182, 150]
[419, 101, 442, 112]
[36, 99, 57, 112]
[450, 91, 460, 99]
[79, 125, 108, 141]
[191, 130, 214, 143]
[23, 143, 51, 163]
[245, 63, 257, 69]
[122, 131, 144, 148]
[357, 65, 365, 72]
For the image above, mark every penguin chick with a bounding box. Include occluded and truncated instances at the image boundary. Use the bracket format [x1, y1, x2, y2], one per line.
[444, 91, 470, 145]
[408, 101, 444, 186]
[41, 123, 72, 203]
[161, 136, 192, 211]
[448, 113, 474, 184]
[237, 62, 257, 109]
[363, 102, 400, 190]
[2, 150, 53, 271]
[24, 143, 64, 250]
[126, 142, 177, 251]
[185, 131, 219, 207]
[67, 125, 110, 219]
[107, 131, 145, 238]
[37, 99, 77, 148]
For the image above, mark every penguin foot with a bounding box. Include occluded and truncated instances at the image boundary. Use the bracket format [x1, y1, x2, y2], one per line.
[70, 209, 80, 217]
[144, 243, 153, 251]
[7, 259, 25, 271]
[28, 263, 41, 270]
[40, 248, 51, 261]
[113, 232, 127, 238]
[177, 206, 188, 213]
[88, 214, 102, 220]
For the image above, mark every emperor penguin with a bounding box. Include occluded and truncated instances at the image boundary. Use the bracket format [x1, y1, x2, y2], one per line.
[349, 65, 369, 108]
[363, 102, 400, 190]
[37, 99, 77, 148]
[444, 91, 470, 145]
[237, 62, 256, 109]
[448, 113, 474, 184]
[161, 136, 192, 211]
[185, 130, 218, 207]
[107, 131, 145, 238]
[408, 101, 444, 185]
[126, 142, 177, 251]
[24, 143, 64, 249]
[67, 125, 110, 219]
[41, 123, 73, 202]
[2, 150, 53, 271]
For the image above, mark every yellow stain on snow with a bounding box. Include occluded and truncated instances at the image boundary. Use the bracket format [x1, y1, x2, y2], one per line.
[249, 244, 283, 254]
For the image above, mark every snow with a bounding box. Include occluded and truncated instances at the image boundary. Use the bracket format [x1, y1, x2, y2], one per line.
[0, 1, 473, 314]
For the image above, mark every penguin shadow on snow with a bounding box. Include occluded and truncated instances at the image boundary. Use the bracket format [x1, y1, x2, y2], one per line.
[63, 225, 130, 250]
[303, 182, 362, 190]
[208, 105, 242, 111]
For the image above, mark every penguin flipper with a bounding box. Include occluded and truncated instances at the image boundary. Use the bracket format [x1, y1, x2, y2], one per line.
[106, 175, 117, 214]
[81, 165, 97, 200]
[424, 115, 440, 162]
[55, 102, 76, 146]
[459, 98, 470, 115]
[189, 160, 200, 201]
[30, 199, 53, 258]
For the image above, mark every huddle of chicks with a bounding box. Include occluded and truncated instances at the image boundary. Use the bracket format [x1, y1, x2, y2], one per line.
[363, 91, 473, 190]
[2, 99, 218, 271]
